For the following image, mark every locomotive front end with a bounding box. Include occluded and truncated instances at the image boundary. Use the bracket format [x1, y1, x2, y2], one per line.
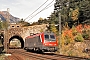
[42, 32, 58, 52]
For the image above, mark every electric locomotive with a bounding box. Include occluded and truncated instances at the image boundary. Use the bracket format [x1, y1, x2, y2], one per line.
[24, 31, 58, 52]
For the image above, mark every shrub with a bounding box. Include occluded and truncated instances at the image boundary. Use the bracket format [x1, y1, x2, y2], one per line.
[82, 33, 89, 40]
[64, 36, 71, 45]
[72, 26, 77, 36]
[82, 29, 90, 40]
[75, 33, 84, 42]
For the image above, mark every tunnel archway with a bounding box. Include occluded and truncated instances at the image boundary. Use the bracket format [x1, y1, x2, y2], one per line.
[9, 35, 24, 48]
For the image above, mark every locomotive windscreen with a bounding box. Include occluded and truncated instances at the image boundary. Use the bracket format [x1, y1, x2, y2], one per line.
[45, 35, 49, 39]
[44, 34, 56, 41]
[50, 35, 55, 39]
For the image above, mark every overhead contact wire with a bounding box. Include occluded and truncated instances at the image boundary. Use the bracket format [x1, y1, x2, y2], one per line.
[27, 0, 54, 21]
[24, 0, 49, 20]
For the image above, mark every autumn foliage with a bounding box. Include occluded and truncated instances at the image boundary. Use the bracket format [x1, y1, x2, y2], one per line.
[61, 24, 90, 43]
[59, 24, 90, 57]
[71, 8, 79, 21]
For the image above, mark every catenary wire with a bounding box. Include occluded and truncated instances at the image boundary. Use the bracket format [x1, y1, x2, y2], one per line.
[27, 0, 54, 22]
[24, 0, 49, 20]
[27, 4, 54, 22]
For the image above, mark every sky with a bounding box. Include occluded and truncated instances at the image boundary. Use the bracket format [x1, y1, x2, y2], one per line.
[0, 0, 55, 23]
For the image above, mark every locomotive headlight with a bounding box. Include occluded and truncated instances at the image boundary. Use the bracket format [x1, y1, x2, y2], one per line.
[54, 44, 56, 45]
[44, 44, 48, 45]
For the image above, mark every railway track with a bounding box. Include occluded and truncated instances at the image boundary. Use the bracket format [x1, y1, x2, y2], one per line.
[5, 53, 23, 60]
[43, 53, 89, 60]
[6, 49, 89, 60]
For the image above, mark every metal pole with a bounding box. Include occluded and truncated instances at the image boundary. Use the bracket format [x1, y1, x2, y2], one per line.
[58, 0, 62, 54]
[7, 8, 10, 26]
[59, 11, 61, 43]
[4, 30, 7, 53]
[58, 9, 62, 54]
[5, 8, 10, 53]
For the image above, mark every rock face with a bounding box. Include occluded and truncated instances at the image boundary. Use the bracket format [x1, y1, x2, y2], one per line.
[0, 11, 20, 23]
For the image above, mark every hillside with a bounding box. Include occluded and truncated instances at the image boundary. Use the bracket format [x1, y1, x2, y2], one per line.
[0, 11, 20, 23]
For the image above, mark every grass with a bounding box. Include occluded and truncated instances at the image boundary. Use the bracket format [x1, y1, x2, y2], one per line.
[0, 54, 6, 60]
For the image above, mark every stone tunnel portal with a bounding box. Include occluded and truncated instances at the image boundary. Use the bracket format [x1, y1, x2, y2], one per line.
[9, 35, 24, 48]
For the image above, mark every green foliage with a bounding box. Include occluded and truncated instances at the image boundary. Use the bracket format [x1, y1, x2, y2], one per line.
[68, 50, 73, 56]
[71, 8, 79, 21]
[82, 29, 90, 40]
[49, 24, 58, 34]
[48, 13, 58, 24]
[82, 33, 89, 40]
[72, 25, 77, 36]
[31, 18, 48, 25]
[18, 19, 30, 26]
[78, 0, 90, 24]
[0, 22, 2, 29]
[0, 21, 8, 30]
[38, 17, 43, 25]
[40, 29, 44, 33]
[39, 17, 43, 20]
[75, 33, 84, 42]
[69, 0, 90, 24]
[64, 36, 71, 45]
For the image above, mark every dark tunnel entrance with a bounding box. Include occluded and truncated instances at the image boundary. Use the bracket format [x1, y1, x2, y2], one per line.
[9, 35, 24, 49]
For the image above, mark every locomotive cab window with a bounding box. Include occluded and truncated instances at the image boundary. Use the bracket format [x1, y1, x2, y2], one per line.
[44, 34, 56, 41]
[50, 35, 56, 41]
[50, 35, 55, 39]
[45, 35, 49, 39]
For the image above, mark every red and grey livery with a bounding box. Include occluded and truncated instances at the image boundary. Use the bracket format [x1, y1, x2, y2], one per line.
[24, 32, 58, 52]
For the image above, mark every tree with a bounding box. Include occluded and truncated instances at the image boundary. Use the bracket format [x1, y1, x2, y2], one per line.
[71, 8, 79, 21]
[18, 19, 30, 26]
[50, 24, 57, 34]
[69, 0, 90, 24]
[0, 22, 2, 29]
[78, 0, 90, 24]
[38, 17, 43, 25]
